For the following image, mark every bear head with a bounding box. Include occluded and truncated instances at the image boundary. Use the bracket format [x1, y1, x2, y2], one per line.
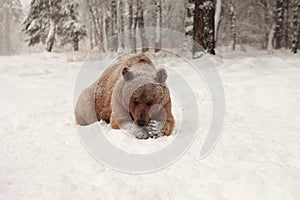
[121, 67, 170, 127]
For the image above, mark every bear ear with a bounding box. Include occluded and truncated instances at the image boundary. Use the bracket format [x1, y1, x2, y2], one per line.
[154, 68, 168, 83]
[122, 67, 134, 81]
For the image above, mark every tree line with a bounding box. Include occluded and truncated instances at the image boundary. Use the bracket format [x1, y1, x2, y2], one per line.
[0, 0, 300, 55]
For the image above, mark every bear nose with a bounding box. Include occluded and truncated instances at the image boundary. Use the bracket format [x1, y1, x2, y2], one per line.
[137, 119, 147, 127]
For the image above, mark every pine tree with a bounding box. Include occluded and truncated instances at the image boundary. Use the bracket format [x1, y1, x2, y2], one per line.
[23, 0, 52, 48]
[58, 0, 87, 51]
[23, 0, 86, 52]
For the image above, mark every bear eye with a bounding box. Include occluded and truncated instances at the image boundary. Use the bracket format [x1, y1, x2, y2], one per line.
[147, 103, 152, 106]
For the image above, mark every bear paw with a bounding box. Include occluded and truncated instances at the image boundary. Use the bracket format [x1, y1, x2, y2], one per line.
[146, 120, 165, 138]
[135, 130, 151, 139]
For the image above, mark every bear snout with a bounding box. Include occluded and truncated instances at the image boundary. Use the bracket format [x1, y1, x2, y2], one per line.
[137, 119, 147, 127]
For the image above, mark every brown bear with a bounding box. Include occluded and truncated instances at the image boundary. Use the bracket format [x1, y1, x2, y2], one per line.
[75, 53, 175, 139]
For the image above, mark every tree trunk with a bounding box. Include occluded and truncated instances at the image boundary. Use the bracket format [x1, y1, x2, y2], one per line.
[128, 0, 136, 52]
[119, 0, 125, 49]
[46, 0, 56, 52]
[5, 9, 12, 54]
[183, 0, 195, 55]
[87, 0, 94, 50]
[261, 0, 270, 49]
[193, 0, 203, 56]
[94, 1, 105, 52]
[298, 1, 300, 49]
[268, 24, 276, 54]
[155, 0, 162, 52]
[73, 35, 79, 51]
[138, 0, 148, 52]
[229, 0, 236, 51]
[104, 0, 112, 51]
[291, 1, 300, 53]
[194, 0, 215, 56]
[130, 0, 138, 53]
[283, 0, 290, 48]
[111, 0, 118, 52]
[215, 0, 222, 44]
[274, 0, 284, 49]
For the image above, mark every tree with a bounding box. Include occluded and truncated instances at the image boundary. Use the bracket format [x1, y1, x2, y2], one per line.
[58, 0, 87, 51]
[46, 0, 56, 52]
[86, 0, 104, 51]
[137, 0, 148, 52]
[229, 0, 236, 51]
[194, 0, 215, 56]
[0, 0, 22, 55]
[154, 0, 162, 52]
[111, 0, 118, 51]
[23, 0, 52, 48]
[130, 0, 138, 53]
[283, 0, 290, 48]
[119, 0, 125, 50]
[128, 0, 134, 51]
[259, 0, 271, 49]
[274, 0, 284, 49]
[291, 0, 300, 53]
[23, 0, 86, 52]
[215, 0, 222, 44]
[184, 0, 195, 55]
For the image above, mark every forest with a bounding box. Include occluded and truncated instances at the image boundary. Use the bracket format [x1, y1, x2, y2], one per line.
[0, 0, 300, 55]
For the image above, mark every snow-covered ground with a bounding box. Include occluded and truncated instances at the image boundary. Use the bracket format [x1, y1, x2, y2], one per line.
[0, 52, 299, 199]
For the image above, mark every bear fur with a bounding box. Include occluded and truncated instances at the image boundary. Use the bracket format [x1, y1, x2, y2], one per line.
[75, 53, 175, 139]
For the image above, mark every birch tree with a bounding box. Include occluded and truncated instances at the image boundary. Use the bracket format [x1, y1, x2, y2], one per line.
[215, 0, 222, 44]
[183, 0, 195, 54]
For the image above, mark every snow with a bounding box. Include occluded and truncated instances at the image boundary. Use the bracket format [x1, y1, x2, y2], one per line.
[0, 51, 300, 199]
